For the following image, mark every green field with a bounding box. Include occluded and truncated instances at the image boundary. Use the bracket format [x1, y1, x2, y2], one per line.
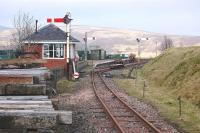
[114, 46, 200, 133]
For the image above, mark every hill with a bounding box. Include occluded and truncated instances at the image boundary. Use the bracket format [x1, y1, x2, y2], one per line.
[0, 25, 200, 57]
[142, 46, 200, 106]
[0, 28, 16, 50]
[0, 25, 9, 30]
[71, 25, 200, 57]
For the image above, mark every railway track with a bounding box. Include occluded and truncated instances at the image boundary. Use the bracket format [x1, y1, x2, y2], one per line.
[91, 71, 162, 133]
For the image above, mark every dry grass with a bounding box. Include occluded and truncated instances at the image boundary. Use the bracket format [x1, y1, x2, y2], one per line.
[114, 47, 200, 132]
[114, 75, 200, 132]
[56, 78, 76, 94]
[56, 65, 92, 94]
[142, 46, 200, 106]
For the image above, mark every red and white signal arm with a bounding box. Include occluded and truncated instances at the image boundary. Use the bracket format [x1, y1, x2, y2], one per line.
[47, 15, 72, 24]
[73, 72, 79, 79]
[47, 18, 64, 23]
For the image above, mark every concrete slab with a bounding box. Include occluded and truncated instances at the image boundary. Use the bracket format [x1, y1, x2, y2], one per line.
[0, 110, 72, 129]
[0, 100, 52, 105]
[0, 110, 57, 129]
[0, 105, 54, 110]
[57, 111, 72, 124]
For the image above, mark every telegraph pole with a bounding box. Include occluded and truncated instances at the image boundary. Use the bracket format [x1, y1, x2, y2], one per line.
[136, 37, 149, 63]
[136, 38, 141, 63]
[84, 32, 88, 61]
[83, 32, 95, 61]
[156, 41, 158, 56]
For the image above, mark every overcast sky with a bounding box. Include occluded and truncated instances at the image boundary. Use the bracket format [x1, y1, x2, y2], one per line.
[0, 0, 199, 35]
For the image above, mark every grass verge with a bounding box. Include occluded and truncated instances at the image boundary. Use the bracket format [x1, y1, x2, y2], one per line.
[56, 64, 91, 94]
[56, 78, 76, 94]
[114, 69, 200, 133]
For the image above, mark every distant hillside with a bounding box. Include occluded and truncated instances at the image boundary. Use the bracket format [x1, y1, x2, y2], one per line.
[0, 25, 200, 57]
[0, 25, 9, 30]
[142, 47, 200, 106]
[0, 27, 16, 50]
[71, 25, 200, 58]
[0, 25, 11, 31]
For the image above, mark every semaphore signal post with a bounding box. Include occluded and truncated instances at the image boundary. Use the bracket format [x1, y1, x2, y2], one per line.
[47, 12, 79, 79]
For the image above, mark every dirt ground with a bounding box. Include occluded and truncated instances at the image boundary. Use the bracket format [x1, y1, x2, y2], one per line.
[53, 66, 179, 133]
[53, 67, 98, 133]
[54, 65, 118, 133]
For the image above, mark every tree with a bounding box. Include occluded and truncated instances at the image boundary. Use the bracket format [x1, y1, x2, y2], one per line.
[160, 36, 173, 51]
[128, 53, 136, 63]
[127, 53, 136, 78]
[11, 11, 36, 54]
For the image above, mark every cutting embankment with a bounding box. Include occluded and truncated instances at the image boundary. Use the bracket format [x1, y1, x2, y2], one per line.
[114, 46, 200, 132]
[142, 46, 200, 106]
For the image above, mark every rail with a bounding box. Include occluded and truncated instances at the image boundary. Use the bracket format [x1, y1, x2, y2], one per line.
[91, 67, 162, 133]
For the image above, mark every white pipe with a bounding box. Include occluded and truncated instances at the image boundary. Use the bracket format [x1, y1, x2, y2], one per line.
[66, 23, 70, 63]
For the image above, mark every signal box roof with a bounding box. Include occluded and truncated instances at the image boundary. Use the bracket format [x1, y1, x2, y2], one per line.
[24, 24, 79, 43]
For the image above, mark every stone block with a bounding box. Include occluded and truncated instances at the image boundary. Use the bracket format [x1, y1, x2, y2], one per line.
[0, 110, 57, 129]
[57, 111, 72, 124]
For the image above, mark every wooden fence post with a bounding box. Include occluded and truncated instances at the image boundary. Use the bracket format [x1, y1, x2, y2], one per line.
[178, 96, 182, 117]
[143, 80, 146, 98]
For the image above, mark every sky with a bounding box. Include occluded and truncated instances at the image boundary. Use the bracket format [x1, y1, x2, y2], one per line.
[0, 0, 200, 36]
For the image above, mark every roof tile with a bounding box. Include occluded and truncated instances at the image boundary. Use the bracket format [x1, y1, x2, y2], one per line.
[24, 24, 79, 42]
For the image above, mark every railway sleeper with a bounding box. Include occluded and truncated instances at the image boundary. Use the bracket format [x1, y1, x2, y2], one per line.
[89, 108, 104, 112]
[93, 113, 107, 118]
[116, 117, 141, 122]
[99, 127, 118, 133]
[112, 111, 133, 117]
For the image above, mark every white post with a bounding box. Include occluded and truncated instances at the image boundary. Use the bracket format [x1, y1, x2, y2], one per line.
[65, 12, 79, 79]
[65, 12, 71, 79]
[66, 18, 70, 63]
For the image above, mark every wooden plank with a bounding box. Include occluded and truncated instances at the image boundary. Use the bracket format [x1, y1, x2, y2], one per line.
[0, 129, 24, 133]
[0, 96, 48, 100]
[0, 68, 50, 82]
[0, 58, 47, 66]
[0, 100, 52, 105]
[0, 129, 55, 133]
[0, 84, 46, 95]
[0, 76, 33, 85]
[0, 105, 54, 110]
